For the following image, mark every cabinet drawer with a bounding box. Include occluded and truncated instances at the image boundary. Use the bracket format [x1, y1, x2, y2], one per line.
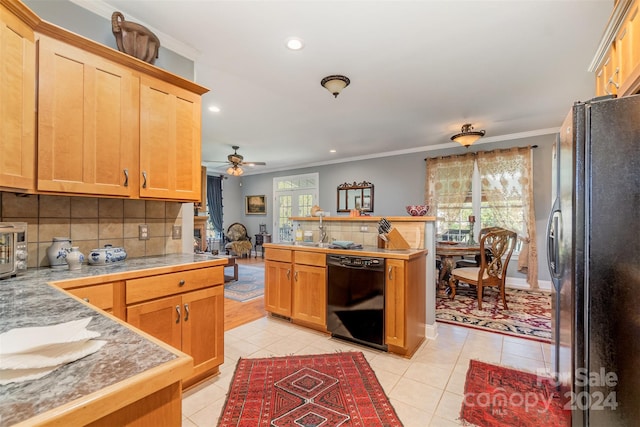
[67, 283, 113, 310]
[265, 248, 292, 263]
[294, 251, 326, 267]
[126, 267, 223, 304]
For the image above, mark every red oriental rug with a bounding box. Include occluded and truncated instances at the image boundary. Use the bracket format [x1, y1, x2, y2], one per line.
[436, 287, 551, 342]
[218, 352, 402, 426]
[461, 360, 570, 427]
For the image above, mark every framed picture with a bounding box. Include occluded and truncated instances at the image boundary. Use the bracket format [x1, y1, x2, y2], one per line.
[259, 223, 268, 234]
[246, 195, 266, 215]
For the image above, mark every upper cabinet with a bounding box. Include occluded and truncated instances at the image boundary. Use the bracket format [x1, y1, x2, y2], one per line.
[37, 35, 139, 197]
[0, 3, 36, 190]
[0, 0, 208, 201]
[593, 0, 640, 97]
[139, 75, 202, 201]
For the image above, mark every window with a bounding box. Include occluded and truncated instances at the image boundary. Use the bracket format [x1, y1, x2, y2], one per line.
[273, 173, 319, 242]
[427, 146, 538, 286]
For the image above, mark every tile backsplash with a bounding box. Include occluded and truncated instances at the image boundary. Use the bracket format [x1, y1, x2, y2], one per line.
[0, 192, 185, 268]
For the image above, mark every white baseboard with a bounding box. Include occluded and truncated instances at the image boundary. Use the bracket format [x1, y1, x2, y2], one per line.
[506, 277, 552, 292]
[425, 322, 438, 340]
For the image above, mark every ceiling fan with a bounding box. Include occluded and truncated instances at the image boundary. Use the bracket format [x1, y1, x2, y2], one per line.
[203, 146, 266, 176]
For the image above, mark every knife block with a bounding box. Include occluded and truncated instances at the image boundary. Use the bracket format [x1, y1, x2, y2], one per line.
[383, 228, 410, 250]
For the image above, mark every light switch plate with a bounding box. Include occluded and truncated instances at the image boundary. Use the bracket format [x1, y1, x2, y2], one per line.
[139, 224, 150, 240]
[172, 225, 182, 239]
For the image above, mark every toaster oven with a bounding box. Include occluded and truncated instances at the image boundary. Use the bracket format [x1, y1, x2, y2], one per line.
[0, 222, 28, 279]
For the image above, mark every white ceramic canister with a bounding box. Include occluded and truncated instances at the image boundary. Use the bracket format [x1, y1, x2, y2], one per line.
[65, 247, 85, 270]
[46, 237, 72, 269]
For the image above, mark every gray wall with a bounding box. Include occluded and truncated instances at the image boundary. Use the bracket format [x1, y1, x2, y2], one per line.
[222, 133, 555, 283]
[24, 0, 194, 79]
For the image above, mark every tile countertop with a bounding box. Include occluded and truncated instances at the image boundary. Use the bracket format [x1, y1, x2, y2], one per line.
[0, 253, 227, 426]
[263, 242, 428, 260]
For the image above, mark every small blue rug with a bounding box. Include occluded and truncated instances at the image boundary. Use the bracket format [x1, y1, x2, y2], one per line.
[224, 265, 264, 302]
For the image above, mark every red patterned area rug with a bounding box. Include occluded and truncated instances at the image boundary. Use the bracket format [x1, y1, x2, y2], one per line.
[218, 352, 402, 426]
[461, 359, 570, 427]
[436, 286, 551, 342]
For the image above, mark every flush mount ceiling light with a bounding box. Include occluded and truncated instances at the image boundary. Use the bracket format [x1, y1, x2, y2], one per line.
[451, 123, 486, 147]
[321, 75, 350, 98]
[226, 165, 244, 176]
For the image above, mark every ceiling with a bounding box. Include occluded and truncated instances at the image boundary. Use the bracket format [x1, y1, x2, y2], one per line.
[98, 0, 611, 175]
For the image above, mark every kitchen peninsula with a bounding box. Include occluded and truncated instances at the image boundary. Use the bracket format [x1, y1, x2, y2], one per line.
[263, 215, 437, 357]
[0, 254, 227, 426]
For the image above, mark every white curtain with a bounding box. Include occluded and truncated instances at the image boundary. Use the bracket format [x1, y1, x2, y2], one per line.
[425, 153, 475, 233]
[477, 147, 538, 288]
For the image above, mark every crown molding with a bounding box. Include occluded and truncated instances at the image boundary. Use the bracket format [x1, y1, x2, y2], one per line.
[69, 0, 200, 60]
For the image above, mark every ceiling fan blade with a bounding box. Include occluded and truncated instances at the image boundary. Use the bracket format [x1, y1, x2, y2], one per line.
[202, 160, 230, 164]
[241, 161, 266, 166]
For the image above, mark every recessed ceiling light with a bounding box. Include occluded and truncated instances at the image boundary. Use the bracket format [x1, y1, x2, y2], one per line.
[208, 105, 220, 113]
[285, 37, 304, 51]
[330, 149, 336, 153]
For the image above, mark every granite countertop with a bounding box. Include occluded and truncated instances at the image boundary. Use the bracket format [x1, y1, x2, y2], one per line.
[263, 242, 427, 260]
[0, 253, 225, 426]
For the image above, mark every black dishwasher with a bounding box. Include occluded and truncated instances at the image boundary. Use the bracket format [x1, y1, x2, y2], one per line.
[326, 254, 387, 351]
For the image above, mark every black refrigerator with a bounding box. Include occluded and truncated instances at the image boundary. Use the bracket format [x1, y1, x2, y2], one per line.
[547, 94, 640, 426]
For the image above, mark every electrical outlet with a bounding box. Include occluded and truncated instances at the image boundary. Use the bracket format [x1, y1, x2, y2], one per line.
[360, 226, 368, 232]
[172, 225, 182, 240]
[139, 224, 149, 240]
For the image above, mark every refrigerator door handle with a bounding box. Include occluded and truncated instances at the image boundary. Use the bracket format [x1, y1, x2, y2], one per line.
[546, 197, 562, 287]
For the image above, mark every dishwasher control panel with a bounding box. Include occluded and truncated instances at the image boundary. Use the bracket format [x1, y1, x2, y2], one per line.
[327, 255, 384, 268]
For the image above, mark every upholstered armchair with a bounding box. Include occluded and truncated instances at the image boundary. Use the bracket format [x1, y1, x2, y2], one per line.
[224, 223, 252, 257]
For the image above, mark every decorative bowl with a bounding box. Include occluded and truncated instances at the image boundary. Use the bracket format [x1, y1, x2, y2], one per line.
[406, 205, 429, 216]
[88, 244, 127, 265]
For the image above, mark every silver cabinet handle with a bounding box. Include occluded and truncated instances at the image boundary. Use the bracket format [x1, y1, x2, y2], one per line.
[142, 171, 147, 189]
[388, 266, 393, 280]
[179, 279, 185, 287]
[294, 271, 298, 281]
[175, 305, 181, 323]
[286, 269, 290, 280]
[184, 303, 190, 321]
[83, 297, 90, 302]
[123, 168, 129, 187]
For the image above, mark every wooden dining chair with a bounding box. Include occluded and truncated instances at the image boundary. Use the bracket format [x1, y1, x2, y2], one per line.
[448, 228, 517, 310]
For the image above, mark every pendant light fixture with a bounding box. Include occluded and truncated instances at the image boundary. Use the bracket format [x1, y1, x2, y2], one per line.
[451, 123, 486, 147]
[321, 75, 350, 98]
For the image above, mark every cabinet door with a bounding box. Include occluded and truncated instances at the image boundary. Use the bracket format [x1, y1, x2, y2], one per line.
[385, 259, 406, 347]
[0, 5, 35, 190]
[139, 75, 201, 201]
[181, 286, 224, 379]
[127, 294, 183, 350]
[37, 35, 138, 196]
[264, 260, 292, 316]
[292, 264, 326, 327]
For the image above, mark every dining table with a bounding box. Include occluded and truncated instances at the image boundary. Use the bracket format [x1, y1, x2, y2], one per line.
[436, 242, 481, 298]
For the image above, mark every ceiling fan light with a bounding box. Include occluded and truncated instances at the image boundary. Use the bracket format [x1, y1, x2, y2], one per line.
[321, 75, 350, 98]
[451, 123, 485, 147]
[227, 165, 244, 176]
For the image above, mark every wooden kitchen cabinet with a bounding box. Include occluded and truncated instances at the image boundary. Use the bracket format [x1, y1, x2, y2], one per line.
[385, 258, 406, 348]
[0, 3, 36, 190]
[37, 35, 138, 197]
[265, 259, 293, 317]
[385, 255, 426, 357]
[127, 286, 223, 386]
[291, 251, 326, 330]
[139, 75, 202, 201]
[594, 0, 640, 96]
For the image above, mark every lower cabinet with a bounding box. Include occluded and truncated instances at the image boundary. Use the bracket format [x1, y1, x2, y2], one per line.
[291, 255, 326, 330]
[385, 259, 406, 348]
[127, 286, 224, 385]
[385, 256, 426, 357]
[62, 280, 125, 320]
[265, 260, 292, 316]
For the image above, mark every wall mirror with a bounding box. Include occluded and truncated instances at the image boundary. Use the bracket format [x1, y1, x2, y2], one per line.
[336, 181, 374, 213]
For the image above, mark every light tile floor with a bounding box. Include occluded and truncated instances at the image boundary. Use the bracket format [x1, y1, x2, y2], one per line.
[182, 318, 552, 427]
